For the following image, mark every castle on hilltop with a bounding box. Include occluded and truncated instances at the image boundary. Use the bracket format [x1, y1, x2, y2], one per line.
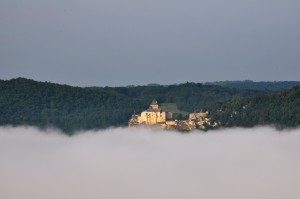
[128, 100, 173, 127]
[129, 100, 219, 131]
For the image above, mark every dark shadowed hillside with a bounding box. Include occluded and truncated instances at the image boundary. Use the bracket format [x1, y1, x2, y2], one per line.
[2, 78, 297, 134]
[89, 82, 262, 112]
[205, 86, 300, 128]
[0, 78, 143, 134]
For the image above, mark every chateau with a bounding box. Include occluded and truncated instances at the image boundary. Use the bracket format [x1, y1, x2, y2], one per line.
[128, 100, 174, 127]
[129, 100, 219, 131]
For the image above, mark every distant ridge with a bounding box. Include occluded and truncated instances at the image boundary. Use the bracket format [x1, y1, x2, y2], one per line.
[204, 80, 300, 91]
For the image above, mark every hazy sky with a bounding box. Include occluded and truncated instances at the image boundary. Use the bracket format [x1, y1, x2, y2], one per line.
[1, 126, 300, 199]
[0, 0, 299, 86]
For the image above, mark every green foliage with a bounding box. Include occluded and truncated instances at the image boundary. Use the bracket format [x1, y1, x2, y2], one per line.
[0, 78, 143, 134]
[159, 103, 189, 117]
[1, 78, 298, 134]
[205, 80, 300, 91]
[90, 82, 262, 112]
[205, 87, 300, 128]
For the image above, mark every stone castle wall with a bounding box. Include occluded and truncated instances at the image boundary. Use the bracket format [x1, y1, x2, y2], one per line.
[140, 111, 166, 125]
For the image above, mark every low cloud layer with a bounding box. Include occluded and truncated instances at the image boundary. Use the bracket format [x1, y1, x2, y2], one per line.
[1, 126, 300, 199]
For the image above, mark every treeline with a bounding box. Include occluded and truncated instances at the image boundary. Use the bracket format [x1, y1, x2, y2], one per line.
[0, 78, 262, 133]
[0, 78, 144, 134]
[89, 82, 261, 112]
[205, 87, 300, 128]
[205, 80, 300, 91]
[0, 78, 298, 134]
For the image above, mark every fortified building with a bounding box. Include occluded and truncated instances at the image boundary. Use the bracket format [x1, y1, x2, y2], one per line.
[129, 100, 219, 131]
[129, 100, 173, 126]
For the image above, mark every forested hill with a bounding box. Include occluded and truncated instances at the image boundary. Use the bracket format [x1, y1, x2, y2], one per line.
[88, 82, 261, 112]
[0, 78, 144, 133]
[205, 86, 300, 128]
[0, 78, 262, 134]
[205, 80, 300, 91]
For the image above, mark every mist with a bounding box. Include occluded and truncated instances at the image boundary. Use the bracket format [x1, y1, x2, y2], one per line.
[1, 126, 300, 199]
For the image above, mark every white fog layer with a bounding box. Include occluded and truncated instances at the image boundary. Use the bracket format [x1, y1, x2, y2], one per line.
[1, 126, 300, 199]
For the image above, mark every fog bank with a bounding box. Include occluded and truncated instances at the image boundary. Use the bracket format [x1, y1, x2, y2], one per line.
[1, 126, 300, 199]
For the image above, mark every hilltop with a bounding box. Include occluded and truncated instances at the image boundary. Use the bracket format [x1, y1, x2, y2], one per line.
[0, 78, 299, 134]
[205, 80, 300, 91]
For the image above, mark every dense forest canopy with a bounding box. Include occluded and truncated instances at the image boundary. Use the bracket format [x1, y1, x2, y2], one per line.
[88, 82, 262, 112]
[0, 78, 143, 133]
[0, 78, 299, 134]
[204, 86, 300, 128]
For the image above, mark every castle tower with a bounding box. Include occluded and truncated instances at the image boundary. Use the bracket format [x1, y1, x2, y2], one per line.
[148, 99, 160, 111]
[128, 99, 173, 127]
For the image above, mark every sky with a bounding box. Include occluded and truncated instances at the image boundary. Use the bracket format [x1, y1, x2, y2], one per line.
[0, 0, 299, 87]
[1, 126, 300, 199]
